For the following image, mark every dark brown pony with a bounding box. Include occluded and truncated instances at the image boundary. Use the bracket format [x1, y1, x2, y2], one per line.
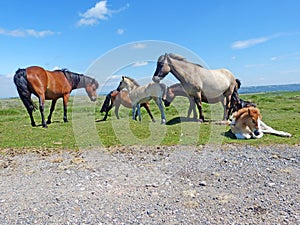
[100, 89, 155, 122]
[14, 66, 99, 128]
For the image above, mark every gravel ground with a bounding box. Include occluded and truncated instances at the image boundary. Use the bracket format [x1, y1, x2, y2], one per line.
[0, 144, 299, 224]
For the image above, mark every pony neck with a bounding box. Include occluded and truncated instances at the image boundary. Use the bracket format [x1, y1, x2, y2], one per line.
[63, 70, 91, 90]
[171, 84, 186, 96]
[125, 83, 135, 92]
[125, 79, 138, 92]
[167, 56, 188, 83]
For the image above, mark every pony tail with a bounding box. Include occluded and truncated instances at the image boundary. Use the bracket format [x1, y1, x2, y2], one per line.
[235, 79, 241, 89]
[13, 69, 37, 112]
[100, 91, 113, 113]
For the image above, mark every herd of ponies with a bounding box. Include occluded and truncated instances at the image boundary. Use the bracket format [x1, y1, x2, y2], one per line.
[13, 53, 292, 139]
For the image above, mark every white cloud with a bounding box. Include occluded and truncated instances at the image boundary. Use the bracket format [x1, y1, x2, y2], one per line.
[231, 36, 270, 49]
[77, 1, 129, 26]
[231, 32, 300, 50]
[132, 61, 148, 67]
[0, 28, 58, 38]
[132, 43, 146, 49]
[270, 51, 300, 61]
[52, 66, 61, 71]
[117, 28, 125, 35]
[270, 57, 278, 61]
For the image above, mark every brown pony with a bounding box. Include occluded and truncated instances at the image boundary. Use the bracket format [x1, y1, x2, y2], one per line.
[14, 66, 99, 128]
[100, 89, 155, 122]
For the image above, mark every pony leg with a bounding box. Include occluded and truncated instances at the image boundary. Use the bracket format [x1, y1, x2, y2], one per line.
[114, 104, 120, 119]
[132, 104, 137, 120]
[142, 103, 156, 123]
[47, 99, 57, 124]
[22, 95, 36, 127]
[155, 97, 166, 124]
[63, 94, 70, 122]
[187, 97, 197, 119]
[194, 95, 204, 122]
[38, 96, 47, 128]
[137, 104, 141, 122]
[28, 110, 36, 127]
[259, 120, 292, 137]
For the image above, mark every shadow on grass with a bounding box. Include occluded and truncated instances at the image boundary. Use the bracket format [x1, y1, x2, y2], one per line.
[166, 117, 201, 125]
[222, 129, 237, 139]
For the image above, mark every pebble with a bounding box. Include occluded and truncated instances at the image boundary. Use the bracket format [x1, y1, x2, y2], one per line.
[199, 181, 207, 186]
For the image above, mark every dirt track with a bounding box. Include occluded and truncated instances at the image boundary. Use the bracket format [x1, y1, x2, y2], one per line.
[0, 144, 299, 224]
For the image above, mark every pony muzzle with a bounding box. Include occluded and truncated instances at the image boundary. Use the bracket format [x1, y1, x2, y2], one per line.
[152, 76, 161, 83]
[90, 96, 97, 102]
[254, 129, 260, 136]
[163, 99, 171, 107]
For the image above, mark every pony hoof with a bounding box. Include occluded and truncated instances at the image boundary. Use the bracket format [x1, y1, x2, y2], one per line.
[46, 120, 51, 124]
[161, 119, 166, 125]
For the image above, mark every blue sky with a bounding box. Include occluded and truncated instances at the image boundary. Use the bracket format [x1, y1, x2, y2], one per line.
[0, 0, 300, 98]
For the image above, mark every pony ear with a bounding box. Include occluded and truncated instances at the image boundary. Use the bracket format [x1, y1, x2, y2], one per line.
[122, 76, 125, 80]
[248, 108, 251, 115]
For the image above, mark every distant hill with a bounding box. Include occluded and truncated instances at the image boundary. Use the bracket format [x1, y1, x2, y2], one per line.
[239, 83, 300, 94]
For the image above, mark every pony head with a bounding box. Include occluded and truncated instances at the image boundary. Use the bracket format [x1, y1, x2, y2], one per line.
[163, 86, 175, 107]
[152, 53, 171, 83]
[234, 107, 262, 136]
[117, 76, 128, 91]
[230, 89, 256, 113]
[85, 79, 99, 102]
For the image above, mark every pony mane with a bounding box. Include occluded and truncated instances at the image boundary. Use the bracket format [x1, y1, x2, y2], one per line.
[61, 69, 99, 89]
[123, 76, 140, 86]
[233, 107, 261, 121]
[168, 53, 204, 68]
[168, 53, 186, 61]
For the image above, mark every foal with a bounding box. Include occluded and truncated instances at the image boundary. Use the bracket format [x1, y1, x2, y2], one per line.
[230, 107, 292, 139]
[100, 89, 155, 122]
[230, 107, 263, 139]
[116, 76, 167, 124]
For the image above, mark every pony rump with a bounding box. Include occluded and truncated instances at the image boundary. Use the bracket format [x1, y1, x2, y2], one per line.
[13, 69, 37, 112]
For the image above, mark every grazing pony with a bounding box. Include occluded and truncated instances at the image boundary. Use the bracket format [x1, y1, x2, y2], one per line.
[230, 107, 292, 139]
[152, 53, 237, 121]
[14, 66, 99, 128]
[116, 76, 167, 124]
[100, 89, 155, 122]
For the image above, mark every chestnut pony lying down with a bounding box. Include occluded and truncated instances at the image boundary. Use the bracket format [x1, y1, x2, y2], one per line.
[230, 107, 292, 139]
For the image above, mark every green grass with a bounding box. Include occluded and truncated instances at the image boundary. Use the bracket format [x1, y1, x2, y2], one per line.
[0, 91, 299, 151]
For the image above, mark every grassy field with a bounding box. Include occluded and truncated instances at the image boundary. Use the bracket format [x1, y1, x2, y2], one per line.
[0, 91, 299, 150]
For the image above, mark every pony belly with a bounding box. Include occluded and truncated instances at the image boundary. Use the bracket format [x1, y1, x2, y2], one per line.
[45, 90, 64, 100]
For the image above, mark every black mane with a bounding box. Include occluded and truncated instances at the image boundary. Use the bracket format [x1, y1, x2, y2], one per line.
[60, 68, 98, 89]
